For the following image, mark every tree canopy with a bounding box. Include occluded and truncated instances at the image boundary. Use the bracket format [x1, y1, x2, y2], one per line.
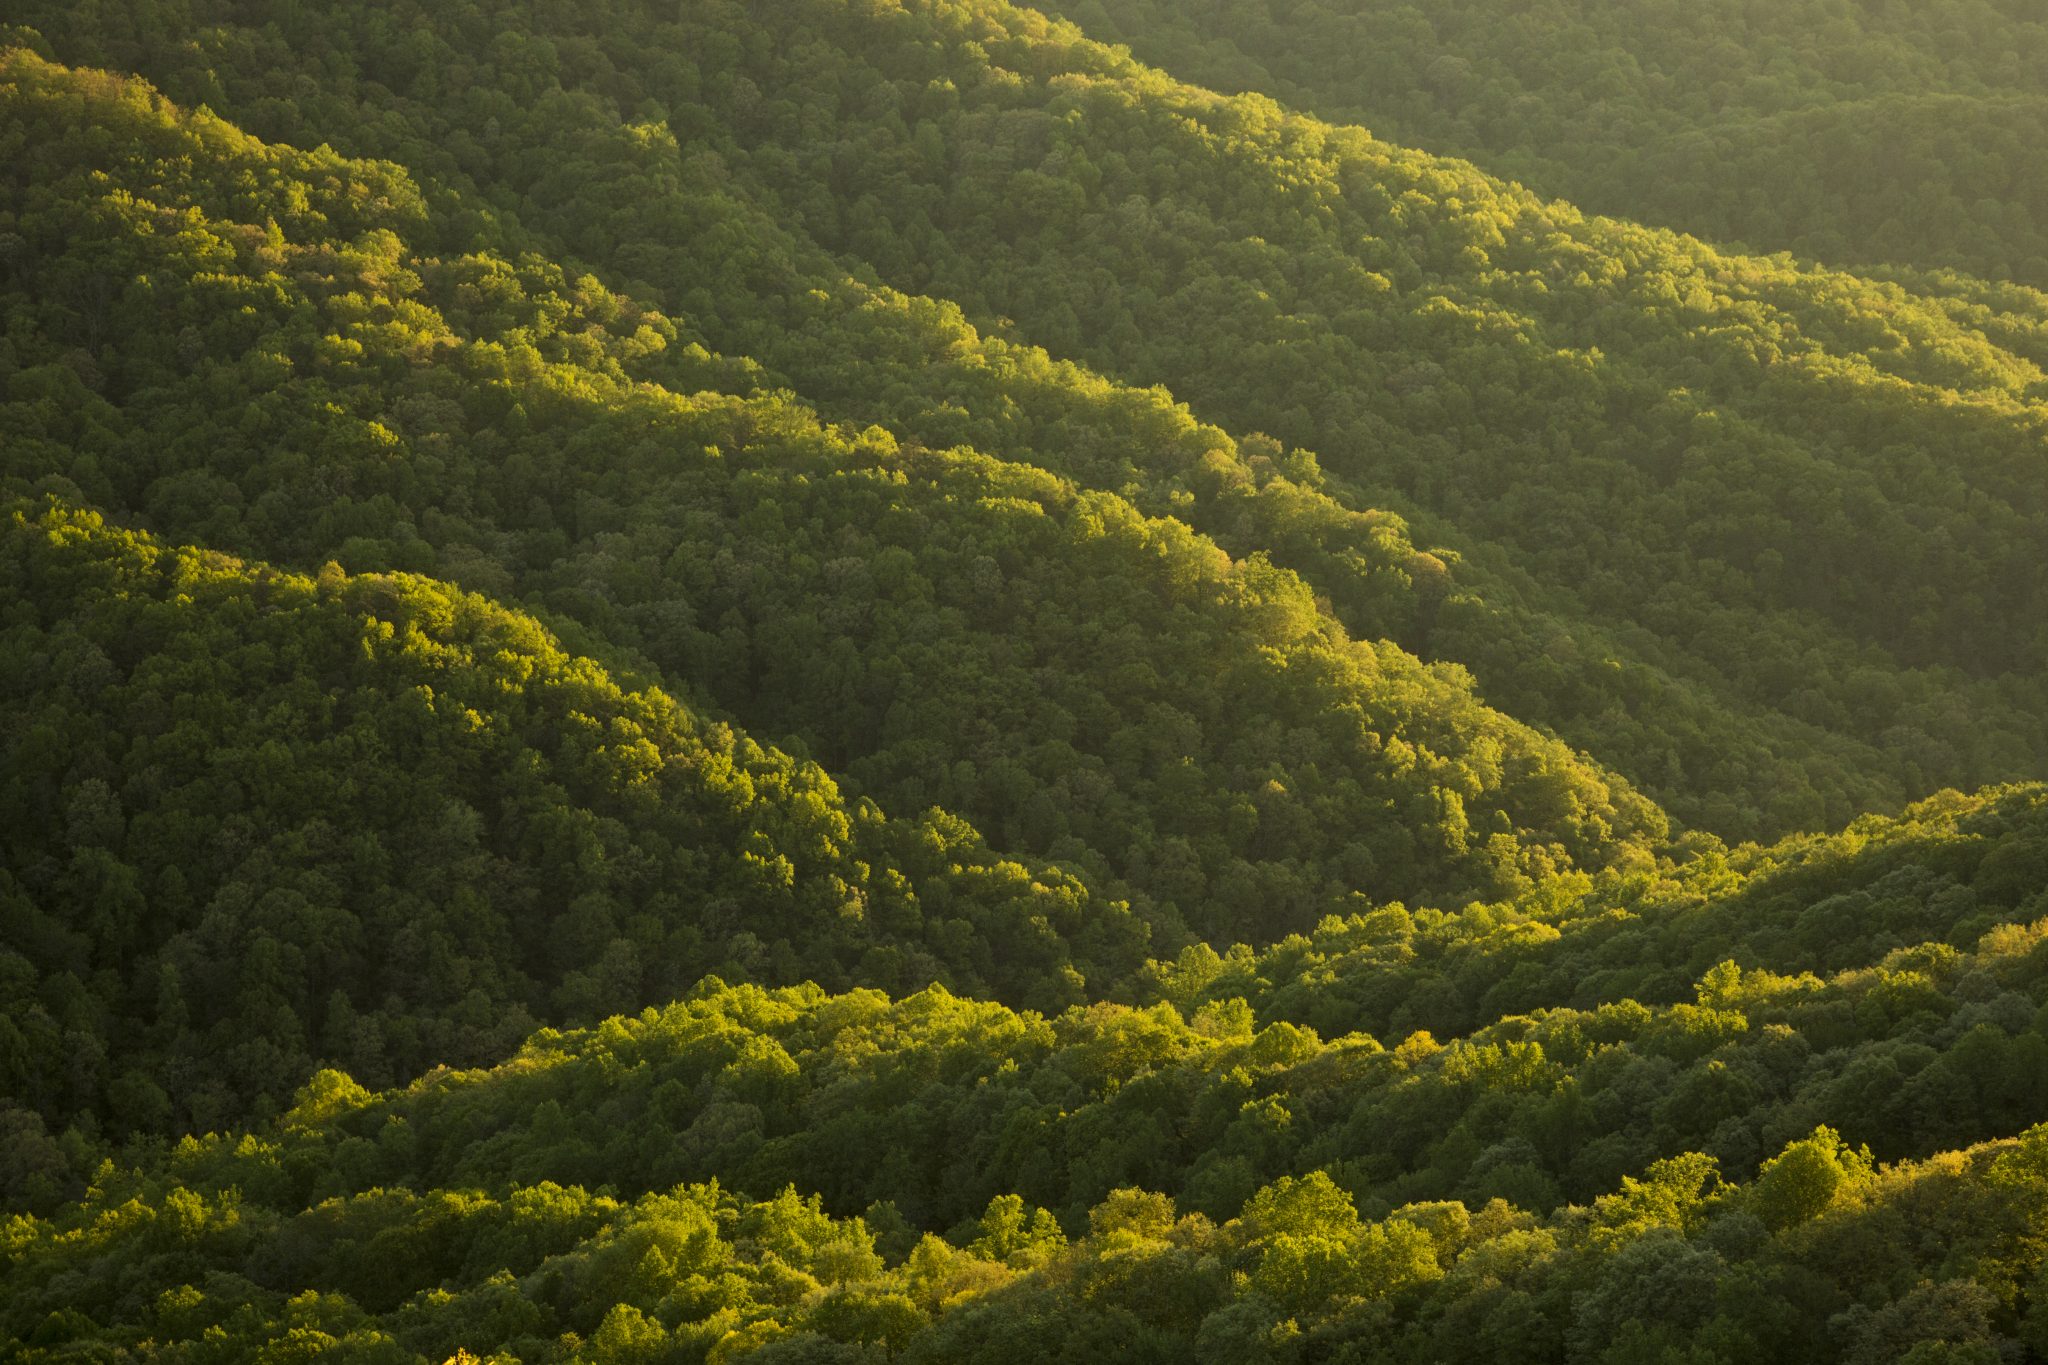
[4, 0, 2048, 1359]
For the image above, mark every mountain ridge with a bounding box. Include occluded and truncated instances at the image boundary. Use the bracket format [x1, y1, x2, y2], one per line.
[5, 3, 2048, 1360]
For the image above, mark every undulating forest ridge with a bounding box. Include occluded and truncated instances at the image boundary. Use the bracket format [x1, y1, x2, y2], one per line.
[1040, 0, 2048, 287]
[15, 0, 2048, 842]
[3, 0, 2047, 1359]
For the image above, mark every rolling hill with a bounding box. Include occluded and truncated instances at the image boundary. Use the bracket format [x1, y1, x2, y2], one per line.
[4, 1, 2048, 1360]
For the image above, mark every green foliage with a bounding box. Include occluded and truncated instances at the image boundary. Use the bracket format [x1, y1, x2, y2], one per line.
[0, 499, 1145, 1144]
[1038, 0, 2048, 288]
[14, 0, 2048, 845]
[30, 857, 2035, 1242]
[0, 44, 1664, 943]
[3, 1, 2048, 1360]
[11, 1031, 2048, 1362]
[1749, 1127, 1872, 1230]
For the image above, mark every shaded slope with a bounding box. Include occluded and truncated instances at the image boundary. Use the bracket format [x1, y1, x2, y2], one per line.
[1039, 0, 2048, 287]
[0, 498, 1145, 1138]
[0, 46, 1662, 1059]
[15, 1, 2048, 839]
[42, 783, 2040, 1229]
[9, 998, 2048, 1362]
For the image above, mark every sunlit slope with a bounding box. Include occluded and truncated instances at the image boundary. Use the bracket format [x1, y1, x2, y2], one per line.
[6, 779, 2047, 1356]
[0, 53, 1662, 965]
[698, 0, 2048, 831]
[5, 10, 2048, 1358]
[9, 977, 2048, 1361]
[1040, 0, 2048, 287]
[14, 1, 2048, 840]
[51, 801, 2042, 1228]
[1186, 784, 2048, 1039]
[0, 498, 1162, 1137]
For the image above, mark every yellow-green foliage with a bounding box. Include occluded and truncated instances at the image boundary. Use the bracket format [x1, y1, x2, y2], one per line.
[3, 2, 2048, 1359]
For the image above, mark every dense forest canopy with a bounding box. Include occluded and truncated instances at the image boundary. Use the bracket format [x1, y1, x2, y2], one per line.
[1038, 0, 2048, 287]
[14, 0, 2048, 842]
[4, 0, 2048, 1360]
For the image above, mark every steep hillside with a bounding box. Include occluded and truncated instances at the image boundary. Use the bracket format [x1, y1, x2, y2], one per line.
[0, 498, 1154, 1140]
[11, 984, 2048, 1361]
[0, 48, 1673, 1140]
[0, 49, 1666, 938]
[47, 810, 2046, 1229]
[1040, 0, 2048, 287]
[5, 2, 2048, 1361]
[14, 0, 2048, 839]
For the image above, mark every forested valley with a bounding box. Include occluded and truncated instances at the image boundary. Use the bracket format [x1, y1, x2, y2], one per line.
[4, 1, 2048, 1361]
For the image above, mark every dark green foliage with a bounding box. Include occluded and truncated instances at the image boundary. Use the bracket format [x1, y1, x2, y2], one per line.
[11, 1045, 2048, 1362]
[0, 45, 1662, 941]
[3, 1, 2048, 1361]
[81, 819, 2043, 1235]
[16, 0, 2048, 839]
[1038, 0, 2048, 288]
[13, 0, 2048, 840]
[0, 500, 1143, 1144]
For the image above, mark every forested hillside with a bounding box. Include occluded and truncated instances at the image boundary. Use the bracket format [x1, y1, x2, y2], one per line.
[14, 0, 2048, 840]
[12, 786, 2048, 1359]
[1040, 0, 2048, 287]
[4, 0, 2048, 1360]
[0, 45, 1665, 1054]
[1, 498, 1159, 1136]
